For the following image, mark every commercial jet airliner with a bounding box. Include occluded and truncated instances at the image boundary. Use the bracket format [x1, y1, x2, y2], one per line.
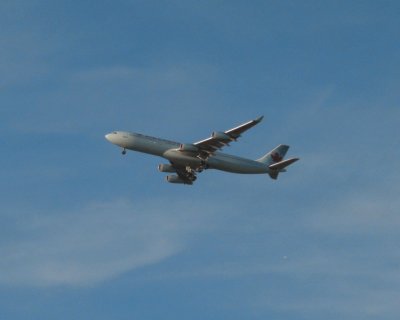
[105, 116, 299, 185]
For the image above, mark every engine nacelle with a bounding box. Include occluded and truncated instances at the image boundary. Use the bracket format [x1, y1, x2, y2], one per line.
[212, 131, 231, 140]
[178, 143, 199, 152]
[158, 163, 176, 173]
[166, 175, 191, 184]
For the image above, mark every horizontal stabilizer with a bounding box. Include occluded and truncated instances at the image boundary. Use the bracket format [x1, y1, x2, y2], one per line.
[268, 158, 299, 171]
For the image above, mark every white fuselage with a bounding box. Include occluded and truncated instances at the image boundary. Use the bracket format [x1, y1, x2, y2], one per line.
[105, 131, 269, 174]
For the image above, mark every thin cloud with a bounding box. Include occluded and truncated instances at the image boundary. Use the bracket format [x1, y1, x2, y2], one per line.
[0, 199, 204, 287]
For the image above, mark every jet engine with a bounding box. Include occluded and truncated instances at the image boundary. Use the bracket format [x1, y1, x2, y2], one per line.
[178, 143, 199, 152]
[166, 175, 190, 184]
[212, 131, 232, 140]
[158, 163, 176, 173]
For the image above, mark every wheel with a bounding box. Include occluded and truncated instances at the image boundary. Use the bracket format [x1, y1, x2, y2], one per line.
[122, 148, 127, 155]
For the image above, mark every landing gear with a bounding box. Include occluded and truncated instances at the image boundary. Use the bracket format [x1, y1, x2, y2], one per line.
[122, 148, 127, 155]
[196, 160, 209, 173]
[185, 166, 197, 182]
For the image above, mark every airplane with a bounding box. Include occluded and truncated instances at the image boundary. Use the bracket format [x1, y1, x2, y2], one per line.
[105, 116, 299, 185]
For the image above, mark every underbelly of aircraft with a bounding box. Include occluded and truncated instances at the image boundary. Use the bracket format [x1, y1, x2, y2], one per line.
[162, 149, 268, 174]
[207, 156, 268, 174]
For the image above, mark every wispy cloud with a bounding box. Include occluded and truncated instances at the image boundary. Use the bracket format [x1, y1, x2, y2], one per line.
[126, 172, 400, 319]
[0, 198, 207, 287]
[308, 190, 400, 235]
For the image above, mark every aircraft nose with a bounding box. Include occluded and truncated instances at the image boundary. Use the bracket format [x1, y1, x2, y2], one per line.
[105, 133, 112, 141]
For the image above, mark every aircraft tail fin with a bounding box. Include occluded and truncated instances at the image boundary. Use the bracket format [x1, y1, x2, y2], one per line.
[256, 145, 299, 180]
[256, 144, 290, 165]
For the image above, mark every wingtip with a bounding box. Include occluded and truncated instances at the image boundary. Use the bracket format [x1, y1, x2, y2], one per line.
[255, 115, 264, 123]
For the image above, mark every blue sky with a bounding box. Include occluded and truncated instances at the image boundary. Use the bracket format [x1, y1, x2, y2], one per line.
[1, 1, 399, 319]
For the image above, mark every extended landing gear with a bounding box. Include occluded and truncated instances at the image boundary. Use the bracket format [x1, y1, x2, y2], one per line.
[122, 148, 127, 155]
[185, 166, 197, 182]
[196, 161, 209, 173]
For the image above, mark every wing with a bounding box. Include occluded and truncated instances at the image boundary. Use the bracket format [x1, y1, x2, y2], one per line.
[194, 116, 264, 158]
[166, 116, 264, 184]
